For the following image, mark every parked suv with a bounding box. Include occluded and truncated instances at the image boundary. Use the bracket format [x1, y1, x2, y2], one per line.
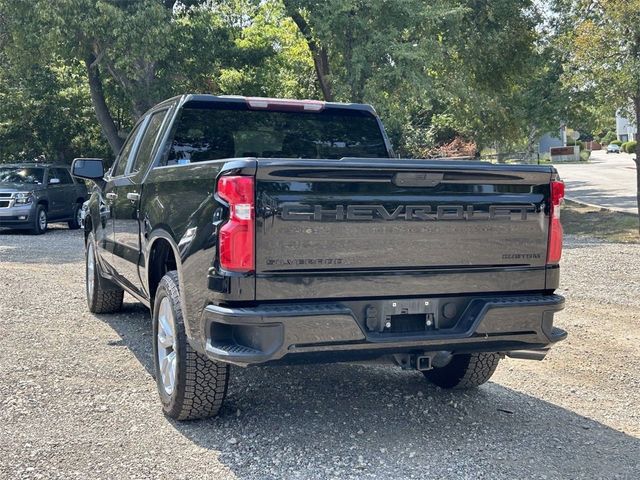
[0, 163, 88, 234]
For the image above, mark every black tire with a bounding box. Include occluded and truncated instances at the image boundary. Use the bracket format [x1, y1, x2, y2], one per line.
[30, 204, 48, 235]
[68, 203, 82, 230]
[86, 233, 124, 313]
[152, 271, 229, 420]
[423, 352, 500, 389]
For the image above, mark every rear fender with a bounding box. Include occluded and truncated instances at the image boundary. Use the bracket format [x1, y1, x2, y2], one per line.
[145, 229, 199, 346]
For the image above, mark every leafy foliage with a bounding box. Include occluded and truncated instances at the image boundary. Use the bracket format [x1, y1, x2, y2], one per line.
[0, 0, 611, 167]
[553, 0, 640, 226]
[601, 131, 618, 145]
[624, 140, 637, 153]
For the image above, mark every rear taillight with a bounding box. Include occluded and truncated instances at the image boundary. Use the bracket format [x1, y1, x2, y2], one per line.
[547, 180, 565, 264]
[217, 175, 255, 272]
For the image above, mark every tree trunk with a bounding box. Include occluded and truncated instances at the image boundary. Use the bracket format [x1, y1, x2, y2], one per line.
[636, 153, 640, 233]
[85, 54, 123, 156]
[284, 4, 334, 101]
[313, 47, 333, 102]
[635, 95, 640, 233]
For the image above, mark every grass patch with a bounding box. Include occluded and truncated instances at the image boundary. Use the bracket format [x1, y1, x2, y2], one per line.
[562, 200, 639, 243]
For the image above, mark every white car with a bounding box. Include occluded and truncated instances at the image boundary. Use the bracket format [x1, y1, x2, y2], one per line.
[606, 144, 621, 153]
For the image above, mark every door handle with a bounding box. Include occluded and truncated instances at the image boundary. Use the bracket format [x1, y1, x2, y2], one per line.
[106, 192, 118, 200]
[127, 192, 140, 202]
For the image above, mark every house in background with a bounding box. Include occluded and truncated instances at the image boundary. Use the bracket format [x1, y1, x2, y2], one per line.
[616, 111, 636, 142]
[538, 126, 566, 155]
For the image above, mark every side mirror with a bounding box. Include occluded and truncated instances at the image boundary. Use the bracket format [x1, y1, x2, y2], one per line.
[49, 178, 61, 185]
[72, 158, 105, 181]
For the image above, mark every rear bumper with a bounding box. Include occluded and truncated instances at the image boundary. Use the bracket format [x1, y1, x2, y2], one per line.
[202, 294, 566, 367]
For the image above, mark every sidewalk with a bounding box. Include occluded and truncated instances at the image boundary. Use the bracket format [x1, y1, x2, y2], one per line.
[552, 150, 638, 215]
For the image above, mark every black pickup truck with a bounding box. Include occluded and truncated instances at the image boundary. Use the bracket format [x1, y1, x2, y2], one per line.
[73, 95, 566, 420]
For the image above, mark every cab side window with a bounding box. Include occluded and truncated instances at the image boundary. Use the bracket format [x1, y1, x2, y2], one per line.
[112, 122, 144, 177]
[130, 110, 168, 175]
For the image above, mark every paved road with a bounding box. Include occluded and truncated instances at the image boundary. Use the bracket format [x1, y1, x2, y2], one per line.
[553, 150, 638, 214]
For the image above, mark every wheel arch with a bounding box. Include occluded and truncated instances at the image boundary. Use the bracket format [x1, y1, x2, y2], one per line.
[146, 230, 184, 311]
[84, 214, 93, 244]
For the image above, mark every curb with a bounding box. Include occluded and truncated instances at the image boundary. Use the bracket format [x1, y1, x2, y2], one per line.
[565, 196, 639, 216]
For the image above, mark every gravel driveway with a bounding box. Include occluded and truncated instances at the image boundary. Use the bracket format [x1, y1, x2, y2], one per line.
[1, 225, 639, 479]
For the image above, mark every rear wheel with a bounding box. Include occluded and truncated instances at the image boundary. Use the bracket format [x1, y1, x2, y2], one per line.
[86, 233, 124, 313]
[68, 203, 83, 230]
[422, 352, 500, 389]
[153, 271, 229, 420]
[30, 205, 48, 235]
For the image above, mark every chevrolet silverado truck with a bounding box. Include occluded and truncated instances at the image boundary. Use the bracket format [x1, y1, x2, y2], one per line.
[72, 95, 567, 420]
[0, 163, 88, 234]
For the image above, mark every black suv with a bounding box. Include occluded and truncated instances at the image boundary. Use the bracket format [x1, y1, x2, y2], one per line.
[0, 163, 88, 234]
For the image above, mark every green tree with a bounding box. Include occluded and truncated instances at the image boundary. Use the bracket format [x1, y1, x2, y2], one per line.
[557, 0, 640, 228]
[215, 0, 318, 98]
[0, 54, 110, 163]
[1, 0, 272, 156]
[282, 0, 562, 156]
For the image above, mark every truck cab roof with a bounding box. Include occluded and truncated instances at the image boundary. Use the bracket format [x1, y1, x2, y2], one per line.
[154, 94, 377, 115]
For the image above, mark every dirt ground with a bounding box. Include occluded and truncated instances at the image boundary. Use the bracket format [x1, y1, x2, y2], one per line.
[1, 223, 639, 479]
[562, 200, 638, 243]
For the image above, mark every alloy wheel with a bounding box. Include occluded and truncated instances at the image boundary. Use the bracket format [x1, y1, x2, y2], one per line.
[39, 210, 47, 231]
[156, 297, 178, 396]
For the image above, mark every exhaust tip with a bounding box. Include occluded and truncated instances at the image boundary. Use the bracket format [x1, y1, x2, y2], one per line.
[506, 349, 549, 361]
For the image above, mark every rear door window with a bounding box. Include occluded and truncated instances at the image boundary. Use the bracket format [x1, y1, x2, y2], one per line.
[52, 168, 73, 184]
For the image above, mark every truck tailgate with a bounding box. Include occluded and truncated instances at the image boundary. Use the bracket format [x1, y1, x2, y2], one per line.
[254, 158, 554, 301]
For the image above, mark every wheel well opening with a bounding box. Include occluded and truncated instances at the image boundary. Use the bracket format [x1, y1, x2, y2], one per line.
[38, 199, 48, 209]
[75, 197, 85, 204]
[148, 239, 177, 310]
[84, 216, 93, 244]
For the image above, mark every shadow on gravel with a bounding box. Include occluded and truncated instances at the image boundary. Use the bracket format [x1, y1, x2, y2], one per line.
[101, 303, 640, 479]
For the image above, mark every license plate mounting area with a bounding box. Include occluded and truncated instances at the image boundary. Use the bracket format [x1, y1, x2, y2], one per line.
[364, 299, 439, 333]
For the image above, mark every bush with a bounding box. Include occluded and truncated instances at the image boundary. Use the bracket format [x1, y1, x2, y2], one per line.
[621, 141, 629, 152]
[566, 139, 586, 150]
[580, 150, 591, 161]
[610, 139, 623, 146]
[601, 131, 617, 145]
[624, 140, 637, 153]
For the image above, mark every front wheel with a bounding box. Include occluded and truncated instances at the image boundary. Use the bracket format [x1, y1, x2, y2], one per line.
[30, 205, 48, 235]
[68, 203, 83, 230]
[422, 352, 500, 389]
[153, 271, 229, 420]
